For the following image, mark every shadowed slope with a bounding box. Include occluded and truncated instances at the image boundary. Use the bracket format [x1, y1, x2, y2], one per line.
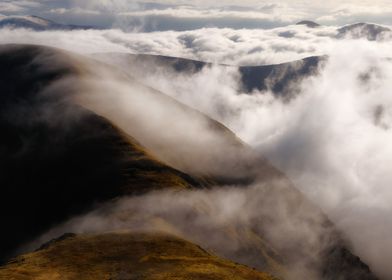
[0, 45, 203, 261]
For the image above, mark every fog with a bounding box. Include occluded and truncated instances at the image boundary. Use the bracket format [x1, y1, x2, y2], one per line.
[29, 180, 337, 280]
[2, 24, 392, 279]
[112, 40, 392, 278]
[65, 38, 392, 278]
[0, 25, 338, 65]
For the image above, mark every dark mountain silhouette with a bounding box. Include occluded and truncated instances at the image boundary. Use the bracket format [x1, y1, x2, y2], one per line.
[296, 20, 320, 28]
[0, 44, 283, 261]
[0, 44, 206, 262]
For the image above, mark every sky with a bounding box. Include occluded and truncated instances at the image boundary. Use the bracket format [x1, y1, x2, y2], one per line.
[2, 0, 392, 31]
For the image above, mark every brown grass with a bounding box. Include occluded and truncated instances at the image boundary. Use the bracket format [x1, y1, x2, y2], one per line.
[0, 232, 280, 280]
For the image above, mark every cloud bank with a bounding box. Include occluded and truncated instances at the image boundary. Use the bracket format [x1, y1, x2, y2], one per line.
[0, 25, 339, 65]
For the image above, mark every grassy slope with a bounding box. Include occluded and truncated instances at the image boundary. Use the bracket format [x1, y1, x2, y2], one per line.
[0, 44, 203, 261]
[0, 232, 278, 280]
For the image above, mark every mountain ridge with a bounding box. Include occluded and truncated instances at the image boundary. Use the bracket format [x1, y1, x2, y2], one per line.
[0, 15, 94, 31]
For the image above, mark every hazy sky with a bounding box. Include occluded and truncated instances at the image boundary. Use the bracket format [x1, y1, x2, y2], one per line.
[1, 0, 392, 31]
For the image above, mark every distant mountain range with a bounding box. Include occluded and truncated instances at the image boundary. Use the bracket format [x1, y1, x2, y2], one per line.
[0, 15, 94, 31]
[337, 22, 392, 41]
[96, 52, 325, 100]
[0, 15, 391, 43]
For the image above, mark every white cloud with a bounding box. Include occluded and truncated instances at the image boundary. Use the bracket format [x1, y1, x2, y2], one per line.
[0, 25, 339, 65]
[0, 0, 41, 13]
[121, 40, 392, 279]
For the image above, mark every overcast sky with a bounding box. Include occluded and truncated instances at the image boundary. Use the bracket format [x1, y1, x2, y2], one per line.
[1, 0, 392, 31]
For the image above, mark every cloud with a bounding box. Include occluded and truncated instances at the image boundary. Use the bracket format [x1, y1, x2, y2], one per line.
[3, 0, 392, 30]
[55, 31, 392, 278]
[0, 25, 338, 65]
[317, 3, 392, 26]
[116, 40, 392, 279]
[0, 0, 41, 13]
[28, 181, 339, 280]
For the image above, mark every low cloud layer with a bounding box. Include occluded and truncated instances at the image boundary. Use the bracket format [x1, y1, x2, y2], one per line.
[1, 22, 391, 67]
[0, 25, 339, 65]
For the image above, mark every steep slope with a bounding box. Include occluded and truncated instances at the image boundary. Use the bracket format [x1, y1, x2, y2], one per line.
[0, 44, 283, 261]
[0, 232, 278, 280]
[0, 44, 203, 262]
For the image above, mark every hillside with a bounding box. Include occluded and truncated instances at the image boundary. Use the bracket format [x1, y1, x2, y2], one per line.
[0, 44, 204, 261]
[0, 232, 280, 280]
[0, 44, 282, 261]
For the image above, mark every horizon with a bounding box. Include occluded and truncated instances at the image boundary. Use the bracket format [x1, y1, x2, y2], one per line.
[1, 1, 392, 31]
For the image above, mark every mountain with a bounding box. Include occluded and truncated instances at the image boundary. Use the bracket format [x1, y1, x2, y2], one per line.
[0, 44, 282, 261]
[0, 232, 278, 280]
[296, 20, 320, 28]
[0, 44, 379, 279]
[0, 15, 93, 31]
[0, 44, 206, 261]
[337, 23, 392, 41]
[95, 53, 325, 100]
[238, 56, 324, 98]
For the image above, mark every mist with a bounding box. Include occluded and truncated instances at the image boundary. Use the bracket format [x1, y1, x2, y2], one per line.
[0, 25, 338, 65]
[2, 24, 392, 279]
[107, 40, 392, 278]
[29, 180, 338, 280]
[49, 36, 392, 278]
